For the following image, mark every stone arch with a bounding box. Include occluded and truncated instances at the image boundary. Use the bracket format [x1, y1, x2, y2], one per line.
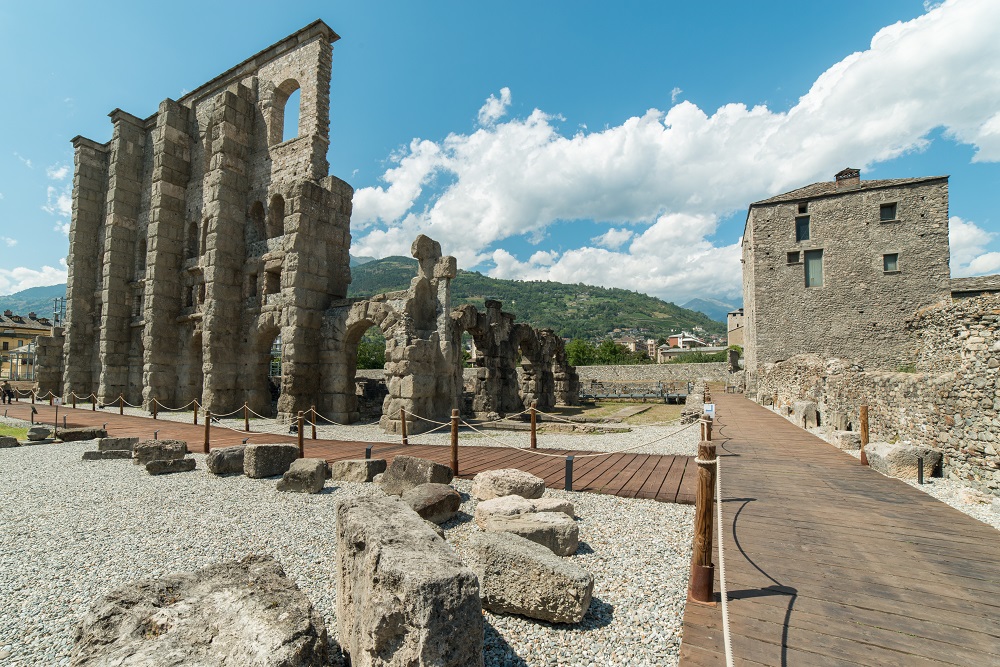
[246, 201, 266, 253]
[540, 329, 580, 406]
[513, 324, 555, 411]
[186, 221, 198, 259]
[244, 318, 283, 417]
[267, 194, 285, 239]
[268, 79, 301, 145]
[451, 301, 522, 417]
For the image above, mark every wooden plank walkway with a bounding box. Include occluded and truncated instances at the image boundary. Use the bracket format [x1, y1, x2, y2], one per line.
[680, 392, 1000, 666]
[3, 401, 697, 504]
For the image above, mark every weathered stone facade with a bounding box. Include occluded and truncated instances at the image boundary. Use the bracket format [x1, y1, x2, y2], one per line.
[742, 169, 951, 392]
[61, 21, 352, 417]
[752, 294, 1000, 496]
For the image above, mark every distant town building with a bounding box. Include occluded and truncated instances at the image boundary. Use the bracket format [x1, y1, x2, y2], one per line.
[742, 168, 951, 390]
[1, 311, 51, 379]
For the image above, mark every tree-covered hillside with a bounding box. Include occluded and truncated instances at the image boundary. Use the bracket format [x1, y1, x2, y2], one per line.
[347, 256, 725, 340]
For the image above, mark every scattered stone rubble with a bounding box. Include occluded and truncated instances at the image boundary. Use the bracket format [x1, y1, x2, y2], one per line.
[276, 458, 328, 494]
[376, 454, 454, 496]
[70, 554, 329, 666]
[244, 443, 299, 478]
[470, 468, 545, 501]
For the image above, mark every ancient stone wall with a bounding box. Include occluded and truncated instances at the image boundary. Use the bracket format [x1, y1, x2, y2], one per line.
[752, 294, 1000, 496]
[61, 21, 351, 418]
[574, 363, 730, 384]
[743, 176, 951, 393]
[33, 328, 65, 396]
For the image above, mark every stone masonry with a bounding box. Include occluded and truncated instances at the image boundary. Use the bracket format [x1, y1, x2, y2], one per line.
[61, 21, 352, 418]
[742, 168, 951, 393]
[752, 294, 1000, 497]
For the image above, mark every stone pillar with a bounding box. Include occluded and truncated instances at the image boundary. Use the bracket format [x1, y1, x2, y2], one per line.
[142, 99, 192, 409]
[201, 85, 253, 414]
[63, 137, 109, 397]
[34, 328, 65, 398]
[97, 110, 146, 403]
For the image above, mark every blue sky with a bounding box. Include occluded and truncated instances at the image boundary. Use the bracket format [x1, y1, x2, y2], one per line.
[1, 0, 998, 305]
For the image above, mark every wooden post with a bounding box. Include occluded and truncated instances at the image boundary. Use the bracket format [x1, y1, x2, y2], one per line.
[689, 440, 717, 604]
[193, 400, 199, 425]
[530, 400, 537, 449]
[297, 411, 305, 458]
[31, 391, 35, 404]
[118, 394, 124, 416]
[49, 394, 53, 406]
[400, 408, 408, 446]
[72, 393, 76, 410]
[450, 408, 459, 476]
[204, 409, 211, 453]
[152, 398, 158, 420]
[244, 404, 250, 432]
[311, 405, 317, 440]
[860, 404, 869, 466]
[701, 414, 713, 442]
[91, 393, 96, 411]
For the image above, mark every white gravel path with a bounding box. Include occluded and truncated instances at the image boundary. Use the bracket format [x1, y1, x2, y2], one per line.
[0, 440, 694, 667]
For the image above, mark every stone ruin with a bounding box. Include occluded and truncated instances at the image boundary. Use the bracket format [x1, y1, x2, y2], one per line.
[452, 300, 579, 417]
[35, 20, 580, 434]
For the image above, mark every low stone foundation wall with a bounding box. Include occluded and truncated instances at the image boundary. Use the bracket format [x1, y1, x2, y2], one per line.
[753, 354, 999, 496]
[361, 362, 731, 386]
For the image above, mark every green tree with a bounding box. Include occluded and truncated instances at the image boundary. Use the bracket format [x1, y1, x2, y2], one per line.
[356, 340, 386, 369]
[565, 338, 596, 366]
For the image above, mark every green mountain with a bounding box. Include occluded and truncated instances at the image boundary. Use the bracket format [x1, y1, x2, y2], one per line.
[0, 284, 66, 318]
[347, 256, 725, 340]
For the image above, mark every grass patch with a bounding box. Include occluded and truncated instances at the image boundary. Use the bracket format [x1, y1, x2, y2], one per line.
[0, 425, 28, 440]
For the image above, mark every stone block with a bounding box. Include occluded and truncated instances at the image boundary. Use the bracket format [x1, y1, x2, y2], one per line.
[134, 439, 188, 465]
[335, 495, 482, 667]
[70, 554, 329, 666]
[483, 512, 579, 556]
[401, 483, 461, 524]
[471, 468, 546, 500]
[146, 458, 197, 475]
[276, 458, 327, 494]
[83, 450, 133, 461]
[474, 495, 535, 528]
[329, 458, 386, 483]
[467, 532, 593, 624]
[27, 426, 53, 441]
[830, 430, 861, 451]
[206, 445, 246, 475]
[0, 436, 19, 448]
[866, 442, 942, 480]
[244, 443, 300, 479]
[377, 455, 454, 496]
[791, 401, 819, 429]
[98, 437, 138, 451]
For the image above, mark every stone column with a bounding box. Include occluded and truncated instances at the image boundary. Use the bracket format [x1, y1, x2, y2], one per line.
[201, 85, 253, 414]
[34, 328, 65, 398]
[142, 99, 192, 409]
[97, 110, 146, 403]
[62, 137, 109, 397]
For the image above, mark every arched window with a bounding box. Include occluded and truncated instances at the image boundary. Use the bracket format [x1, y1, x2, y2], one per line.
[187, 222, 198, 259]
[200, 218, 210, 255]
[137, 238, 147, 276]
[269, 79, 301, 145]
[267, 195, 285, 239]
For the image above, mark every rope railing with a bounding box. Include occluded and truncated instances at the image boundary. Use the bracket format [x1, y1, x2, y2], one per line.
[534, 408, 683, 429]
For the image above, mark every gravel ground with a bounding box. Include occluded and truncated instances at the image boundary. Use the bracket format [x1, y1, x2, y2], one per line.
[0, 440, 694, 666]
[106, 404, 702, 456]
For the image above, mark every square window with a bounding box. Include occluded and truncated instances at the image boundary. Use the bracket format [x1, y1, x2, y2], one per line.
[883, 253, 899, 272]
[797, 202, 808, 214]
[795, 215, 810, 242]
[804, 249, 823, 287]
[787, 251, 801, 264]
[880, 202, 897, 221]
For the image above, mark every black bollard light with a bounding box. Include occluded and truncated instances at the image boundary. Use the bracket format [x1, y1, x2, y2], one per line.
[565, 455, 575, 491]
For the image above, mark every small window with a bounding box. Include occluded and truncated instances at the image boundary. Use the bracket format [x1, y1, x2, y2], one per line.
[797, 202, 808, 214]
[787, 251, 801, 264]
[880, 203, 897, 222]
[883, 253, 899, 273]
[795, 215, 810, 242]
[804, 249, 823, 287]
[2, 342, 7, 351]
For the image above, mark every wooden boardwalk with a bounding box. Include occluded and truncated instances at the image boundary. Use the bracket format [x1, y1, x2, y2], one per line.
[680, 392, 1000, 666]
[3, 401, 697, 504]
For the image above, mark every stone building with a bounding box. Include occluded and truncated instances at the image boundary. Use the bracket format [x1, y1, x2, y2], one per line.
[60, 20, 353, 417]
[742, 168, 951, 391]
[726, 308, 743, 348]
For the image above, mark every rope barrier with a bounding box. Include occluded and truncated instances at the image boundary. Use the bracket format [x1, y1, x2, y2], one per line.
[692, 455, 733, 667]
[154, 399, 198, 412]
[402, 410, 452, 427]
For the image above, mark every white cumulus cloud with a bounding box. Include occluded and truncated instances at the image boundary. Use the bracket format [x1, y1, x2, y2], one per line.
[477, 87, 512, 126]
[1, 237, 16, 247]
[950, 216, 1000, 276]
[352, 0, 1000, 302]
[0, 260, 68, 296]
[46, 163, 70, 180]
[591, 227, 634, 250]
